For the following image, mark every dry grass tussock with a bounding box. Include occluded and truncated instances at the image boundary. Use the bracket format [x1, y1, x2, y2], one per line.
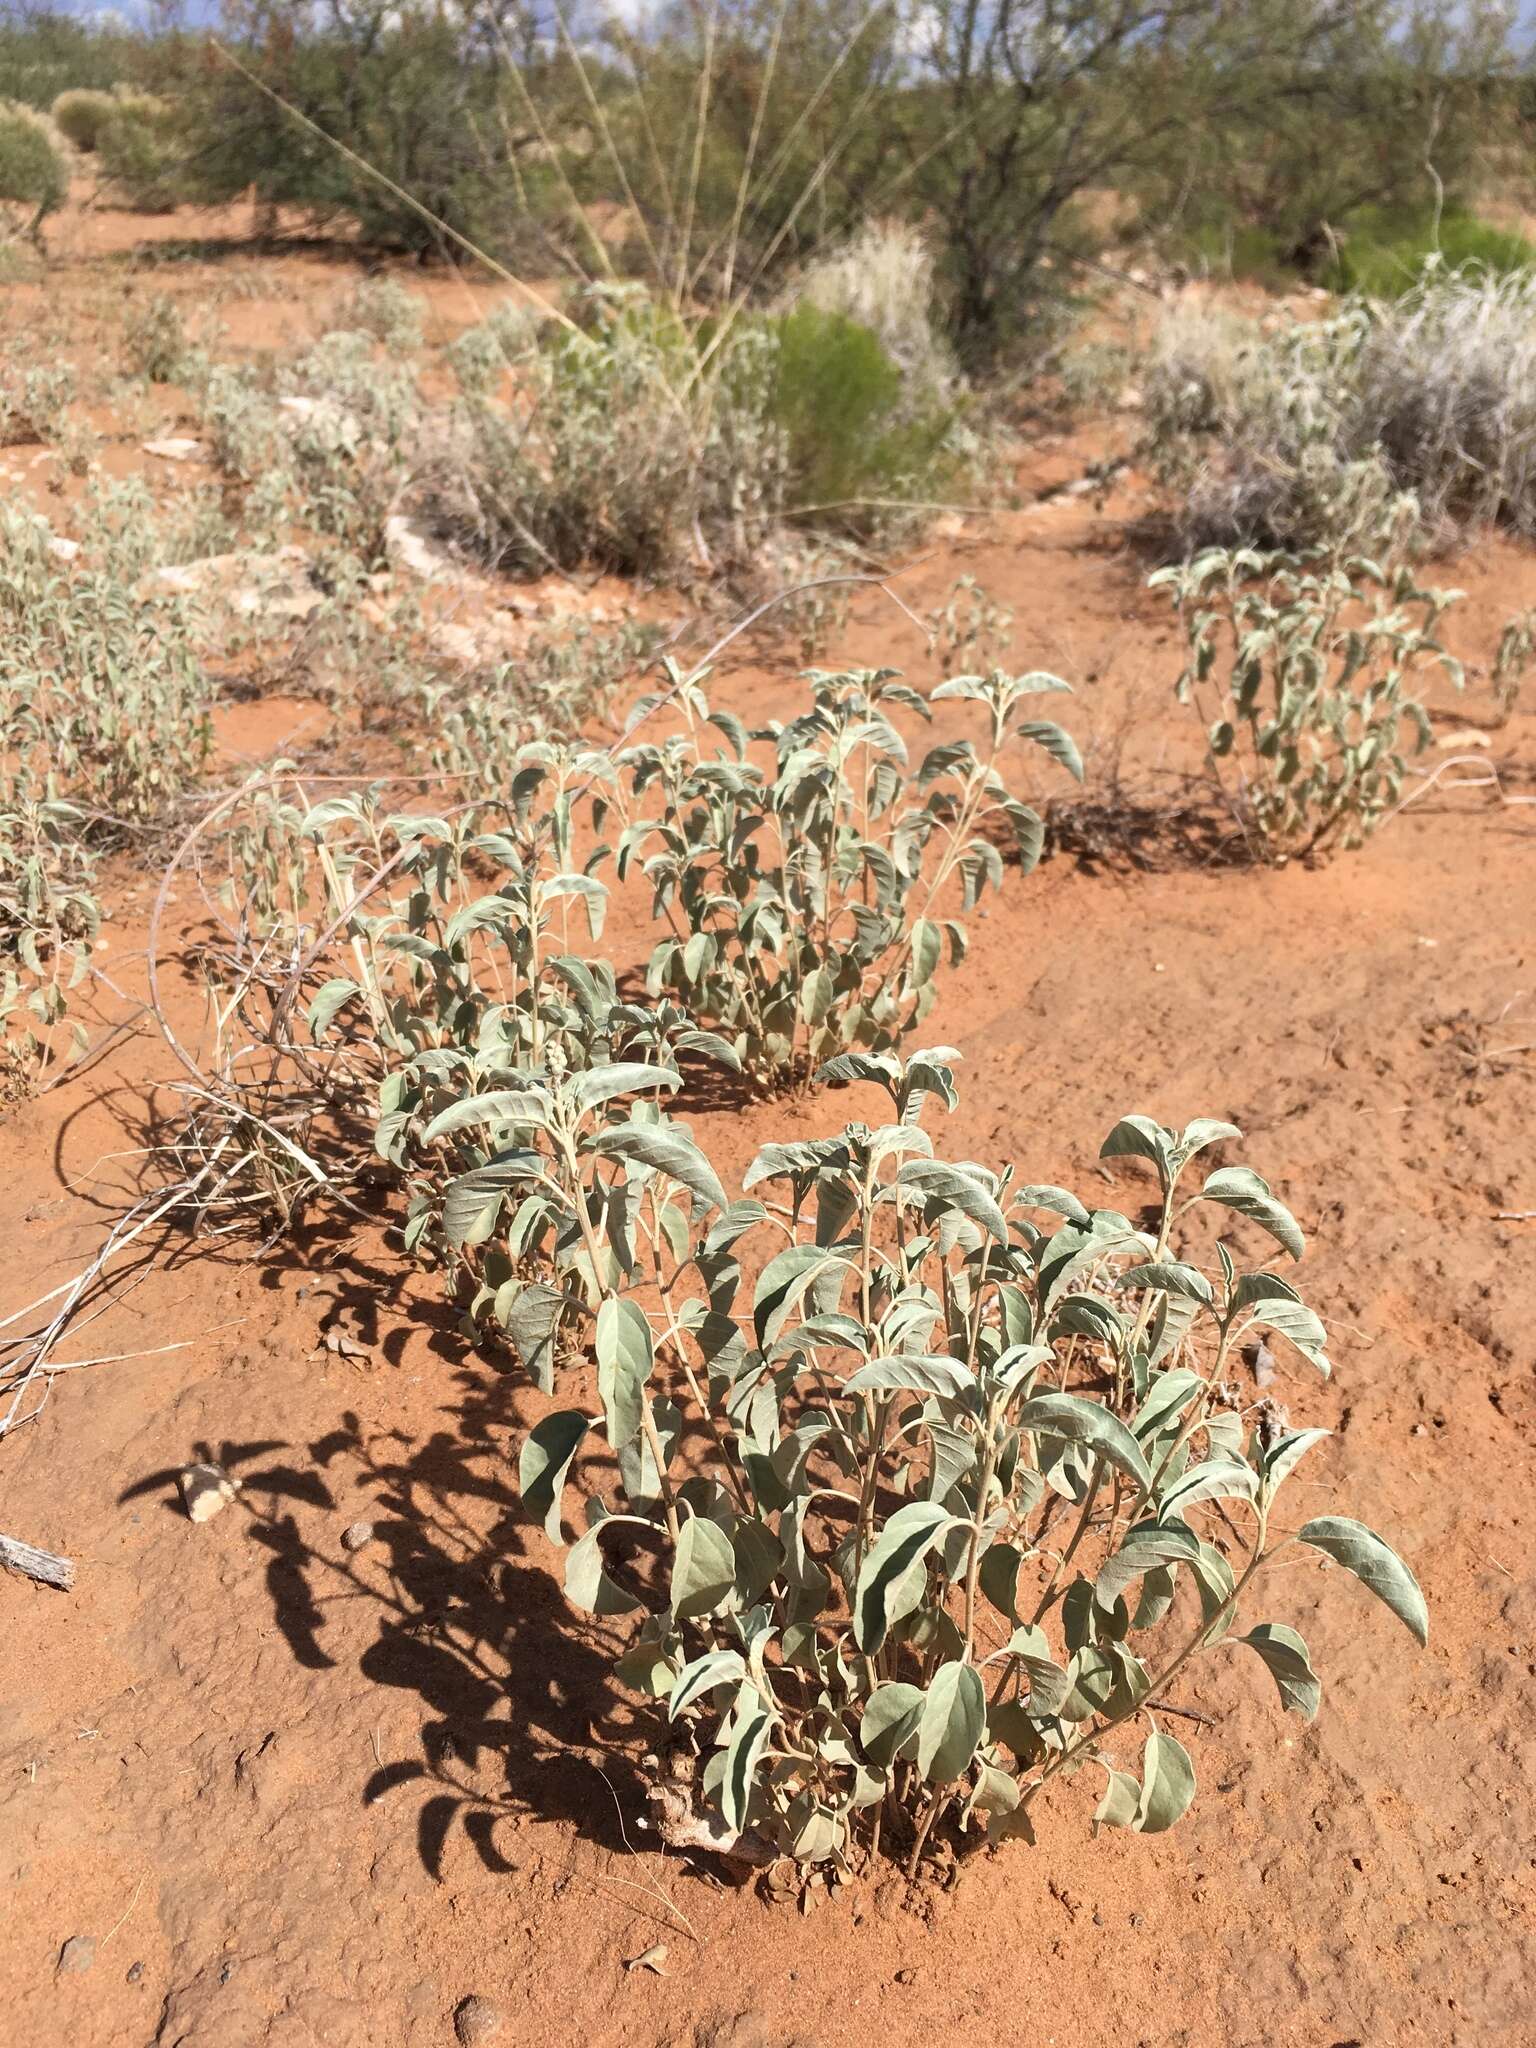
[1143, 268, 1536, 555]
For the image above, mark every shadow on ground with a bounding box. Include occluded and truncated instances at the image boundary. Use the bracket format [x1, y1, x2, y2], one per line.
[123, 1322, 652, 1879]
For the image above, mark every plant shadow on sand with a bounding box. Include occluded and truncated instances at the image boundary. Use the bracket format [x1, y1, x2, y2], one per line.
[122, 1273, 675, 1884]
[294, 1373, 652, 1877]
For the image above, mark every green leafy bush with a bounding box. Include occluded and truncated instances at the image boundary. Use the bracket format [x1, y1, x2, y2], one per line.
[1152, 546, 1462, 858]
[615, 664, 1079, 1086]
[394, 1052, 1425, 1876]
[96, 92, 183, 212]
[767, 305, 962, 527]
[0, 101, 67, 240]
[1323, 207, 1536, 298]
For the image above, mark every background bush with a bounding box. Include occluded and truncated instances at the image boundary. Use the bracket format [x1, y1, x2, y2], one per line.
[1, 0, 1522, 376]
[766, 303, 961, 523]
[1321, 206, 1536, 297]
[96, 91, 184, 211]
[437, 277, 968, 576]
[0, 101, 67, 239]
[50, 85, 117, 152]
[1144, 268, 1536, 554]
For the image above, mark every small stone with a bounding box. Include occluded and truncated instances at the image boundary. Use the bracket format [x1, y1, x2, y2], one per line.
[454, 1993, 504, 2044]
[179, 1462, 241, 1523]
[127, 1961, 145, 1985]
[383, 514, 451, 583]
[894, 1967, 916, 1986]
[341, 1520, 375, 1553]
[57, 1935, 96, 1976]
[142, 437, 205, 463]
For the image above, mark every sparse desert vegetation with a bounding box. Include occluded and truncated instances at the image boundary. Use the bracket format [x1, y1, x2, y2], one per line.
[0, 4, 1533, 2046]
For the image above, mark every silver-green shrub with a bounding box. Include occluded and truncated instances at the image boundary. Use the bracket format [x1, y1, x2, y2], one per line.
[394, 1053, 1425, 1876]
[1152, 545, 1462, 858]
[615, 664, 1079, 1084]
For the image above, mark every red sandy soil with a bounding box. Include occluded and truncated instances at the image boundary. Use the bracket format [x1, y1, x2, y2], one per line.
[2, 201, 1535, 2048]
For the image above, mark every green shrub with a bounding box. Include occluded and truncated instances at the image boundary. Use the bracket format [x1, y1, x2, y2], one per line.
[1152, 546, 1462, 858]
[767, 304, 963, 527]
[97, 92, 183, 212]
[50, 86, 117, 152]
[0, 102, 67, 239]
[1323, 207, 1536, 298]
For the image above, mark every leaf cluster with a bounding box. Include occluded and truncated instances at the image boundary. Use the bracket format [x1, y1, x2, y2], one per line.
[616, 664, 1079, 1084]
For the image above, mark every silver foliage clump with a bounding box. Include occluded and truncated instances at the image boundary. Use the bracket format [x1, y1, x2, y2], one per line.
[1144, 269, 1536, 554]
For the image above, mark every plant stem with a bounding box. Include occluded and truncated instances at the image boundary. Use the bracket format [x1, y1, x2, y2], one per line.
[906, 1783, 947, 1880]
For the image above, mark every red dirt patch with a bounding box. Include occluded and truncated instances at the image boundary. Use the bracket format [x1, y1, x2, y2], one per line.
[1, 210, 1534, 2048]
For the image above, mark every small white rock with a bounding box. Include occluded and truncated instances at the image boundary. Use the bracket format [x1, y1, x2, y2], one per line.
[383, 514, 450, 583]
[142, 438, 205, 463]
[179, 1462, 241, 1524]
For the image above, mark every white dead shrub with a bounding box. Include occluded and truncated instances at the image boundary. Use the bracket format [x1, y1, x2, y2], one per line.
[1143, 267, 1536, 554]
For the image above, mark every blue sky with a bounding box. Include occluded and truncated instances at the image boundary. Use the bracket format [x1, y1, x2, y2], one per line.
[25, 0, 1536, 43]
